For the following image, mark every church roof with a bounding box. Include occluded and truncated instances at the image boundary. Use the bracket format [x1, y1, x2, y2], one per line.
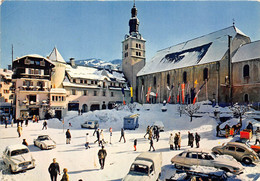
[48, 47, 66, 63]
[232, 40, 260, 63]
[137, 26, 249, 76]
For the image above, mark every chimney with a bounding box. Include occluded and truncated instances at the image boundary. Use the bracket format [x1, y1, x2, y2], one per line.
[70, 58, 76, 68]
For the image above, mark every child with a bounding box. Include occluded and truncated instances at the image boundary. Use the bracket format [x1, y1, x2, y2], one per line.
[85, 133, 90, 149]
[134, 139, 137, 151]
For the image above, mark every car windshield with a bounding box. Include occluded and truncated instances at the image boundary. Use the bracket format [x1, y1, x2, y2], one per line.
[11, 148, 29, 156]
[130, 164, 148, 175]
[38, 136, 49, 141]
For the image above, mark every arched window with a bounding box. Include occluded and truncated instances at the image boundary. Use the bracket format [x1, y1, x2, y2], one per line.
[203, 68, 208, 80]
[153, 76, 156, 87]
[167, 74, 170, 86]
[183, 71, 187, 83]
[243, 65, 249, 77]
[244, 94, 249, 103]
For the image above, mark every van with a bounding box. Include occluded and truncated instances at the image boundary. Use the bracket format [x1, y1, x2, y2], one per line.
[123, 152, 162, 181]
[123, 114, 139, 130]
[81, 120, 99, 129]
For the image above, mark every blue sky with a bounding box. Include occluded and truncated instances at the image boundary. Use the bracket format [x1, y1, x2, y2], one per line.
[1, 1, 260, 69]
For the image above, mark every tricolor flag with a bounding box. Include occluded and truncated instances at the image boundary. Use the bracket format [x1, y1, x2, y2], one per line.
[193, 81, 206, 105]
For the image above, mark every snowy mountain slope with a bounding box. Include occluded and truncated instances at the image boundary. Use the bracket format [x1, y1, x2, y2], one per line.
[75, 58, 122, 71]
[0, 104, 259, 181]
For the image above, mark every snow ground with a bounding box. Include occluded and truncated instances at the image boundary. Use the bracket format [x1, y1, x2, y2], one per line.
[0, 104, 260, 181]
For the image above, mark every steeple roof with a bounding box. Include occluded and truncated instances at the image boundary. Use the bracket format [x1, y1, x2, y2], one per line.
[48, 47, 66, 63]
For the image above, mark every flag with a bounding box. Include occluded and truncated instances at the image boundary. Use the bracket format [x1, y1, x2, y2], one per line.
[193, 81, 206, 105]
[167, 85, 174, 103]
[181, 83, 185, 104]
[130, 87, 133, 103]
[146, 87, 152, 103]
[177, 84, 180, 103]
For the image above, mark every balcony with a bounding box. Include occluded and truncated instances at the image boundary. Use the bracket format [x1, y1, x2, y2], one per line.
[19, 86, 49, 92]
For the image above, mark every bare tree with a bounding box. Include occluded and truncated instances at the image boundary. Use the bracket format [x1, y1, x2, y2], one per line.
[230, 103, 249, 126]
[184, 104, 200, 122]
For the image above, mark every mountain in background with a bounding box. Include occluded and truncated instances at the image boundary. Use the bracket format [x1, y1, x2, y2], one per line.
[75, 58, 122, 71]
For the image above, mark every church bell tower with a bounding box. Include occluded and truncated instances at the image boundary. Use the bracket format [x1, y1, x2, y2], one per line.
[122, 2, 146, 101]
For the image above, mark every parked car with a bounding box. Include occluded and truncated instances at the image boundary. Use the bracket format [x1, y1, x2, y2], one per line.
[152, 121, 164, 132]
[212, 142, 260, 165]
[33, 135, 56, 150]
[81, 120, 99, 129]
[123, 114, 139, 130]
[233, 138, 260, 155]
[2, 144, 35, 173]
[171, 148, 243, 175]
[123, 152, 162, 181]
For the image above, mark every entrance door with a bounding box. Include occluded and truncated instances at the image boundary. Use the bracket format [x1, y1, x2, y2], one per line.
[82, 104, 88, 112]
[55, 110, 62, 120]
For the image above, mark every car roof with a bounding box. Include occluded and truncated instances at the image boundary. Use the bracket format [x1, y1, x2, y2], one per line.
[227, 142, 248, 147]
[6, 144, 29, 151]
[185, 148, 212, 153]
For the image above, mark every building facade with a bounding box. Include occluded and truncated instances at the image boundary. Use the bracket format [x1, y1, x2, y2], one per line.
[136, 26, 259, 107]
[0, 68, 13, 103]
[122, 3, 146, 101]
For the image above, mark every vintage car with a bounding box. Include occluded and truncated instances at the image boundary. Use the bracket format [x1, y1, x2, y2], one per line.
[171, 148, 243, 175]
[2, 144, 35, 173]
[81, 120, 99, 129]
[212, 142, 259, 165]
[123, 152, 162, 181]
[33, 135, 56, 150]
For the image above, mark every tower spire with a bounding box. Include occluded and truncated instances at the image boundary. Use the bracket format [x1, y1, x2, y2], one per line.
[129, 1, 140, 37]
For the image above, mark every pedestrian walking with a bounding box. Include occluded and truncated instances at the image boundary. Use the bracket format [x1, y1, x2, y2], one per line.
[100, 129, 106, 145]
[224, 124, 230, 138]
[169, 133, 174, 150]
[36, 115, 39, 123]
[216, 124, 220, 137]
[174, 133, 179, 150]
[148, 138, 155, 151]
[93, 127, 98, 136]
[42, 120, 48, 130]
[48, 158, 61, 181]
[148, 128, 153, 141]
[178, 132, 181, 150]
[188, 131, 191, 146]
[4, 117, 8, 128]
[195, 132, 201, 148]
[17, 125, 22, 137]
[80, 109, 83, 115]
[134, 139, 137, 151]
[144, 126, 150, 138]
[60, 168, 69, 181]
[78, 109, 80, 115]
[119, 128, 126, 143]
[25, 118, 29, 127]
[98, 146, 107, 169]
[190, 133, 194, 148]
[20, 117, 24, 127]
[85, 133, 90, 149]
[94, 129, 101, 146]
[66, 129, 71, 144]
[22, 139, 28, 146]
[109, 127, 112, 144]
[154, 126, 160, 142]
[255, 127, 260, 145]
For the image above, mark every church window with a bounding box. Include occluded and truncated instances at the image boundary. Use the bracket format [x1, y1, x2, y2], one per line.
[244, 94, 249, 103]
[153, 76, 157, 87]
[139, 44, 141, 49]
[243, 65, 249, 77]
[71, 89, 76, 95]
[139, 52, 141, 56]
[183, 71, 187, 83]
[136, 43, 138, 48]
[125, 44, 128, 50]
[83, 90, 88, 96]
[203, 68, 209, 80]
[167, 74, 170, 86]
[136, 52, 138, 56]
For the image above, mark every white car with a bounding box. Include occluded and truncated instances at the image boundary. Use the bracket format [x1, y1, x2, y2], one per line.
[171, 148, 243, 175]
[2, 144, 35, 173]
[33, 135, 56, 150]
[81, 120, 99, 129]
[152, 121, 164, 132]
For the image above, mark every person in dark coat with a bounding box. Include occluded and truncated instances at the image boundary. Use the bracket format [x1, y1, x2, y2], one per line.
[20, 117, 24, 127]
[42, 120, 47, 130]
[4, 117, 8, 128]
[48, 158, 60, 181]
[154, 126, 160, 142]
[148, 138, 155, 151]
[195, 132, 200, 148]
[94, 129, 101, 146]
[246, 122, 254, 133]
[25, 118, 29, 127]
[174, 133, 179, 150]
[216, 124, 220, 137]
[119, 128, 126, 143]
[22, 139, 28, 146]
[78, 109, 80, 115]
[65, 129, 71, 144]
[189, 133, 194, 148]
[98, 146, 107, 169]
[144, 126, 150, 138]
[187, 131, 191, 146]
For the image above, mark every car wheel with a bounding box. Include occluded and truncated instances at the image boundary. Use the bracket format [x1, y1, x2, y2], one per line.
[242, 157, 252, 165]
[40, 145, 44, 150]
[175, 164, 183, 169]
[34, 142, 36, 146]
[9, 165, 14, 174]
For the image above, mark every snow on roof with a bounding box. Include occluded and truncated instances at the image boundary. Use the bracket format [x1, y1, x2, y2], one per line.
[50, 88, 67, 94]
[48, 47, 66, 63]
[65, 65, 126, 82]
[0, 69, 13, 79]
[232, 40, 260, 63]
[137, 26, 248, 76]
[13, 54, 54, 65]
[63, 81, 100, 89]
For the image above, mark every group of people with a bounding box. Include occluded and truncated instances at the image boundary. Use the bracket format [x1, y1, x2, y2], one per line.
[144, 125, 160, 142]
[188, 132, 201, 148]
[169, 132, 181, 150]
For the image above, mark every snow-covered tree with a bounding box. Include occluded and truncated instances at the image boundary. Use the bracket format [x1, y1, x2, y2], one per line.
[230, 103, 249, 125]
[184, 104, 200, 122]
